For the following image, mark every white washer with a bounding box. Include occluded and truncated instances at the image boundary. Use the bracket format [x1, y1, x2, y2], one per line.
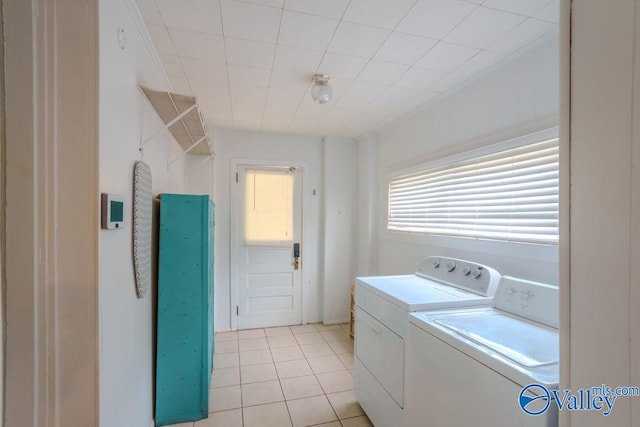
[406, 276, 559, 427]
[354, 256, 501, 427]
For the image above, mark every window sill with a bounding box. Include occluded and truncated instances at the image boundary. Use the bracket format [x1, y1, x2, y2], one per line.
[383, 229, 558, 264]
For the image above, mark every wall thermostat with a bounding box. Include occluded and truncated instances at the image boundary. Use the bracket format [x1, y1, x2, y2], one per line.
[101, 193, 125, 229]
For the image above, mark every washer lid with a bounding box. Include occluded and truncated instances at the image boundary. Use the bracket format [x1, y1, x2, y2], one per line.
[434, 312, 559, 368]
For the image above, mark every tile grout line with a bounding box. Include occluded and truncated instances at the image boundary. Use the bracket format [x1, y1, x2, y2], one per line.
[312, 325, 346, 425]
[282, 325, 297, 427]
[270, 326, 294, 427]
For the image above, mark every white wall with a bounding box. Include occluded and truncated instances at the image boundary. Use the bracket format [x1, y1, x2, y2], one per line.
[185, 154, 215, 199]
[372, 36, 560, 284]
[213, 129, 325, 331]
[570, 1, 640, 425]
[213, 129, 358, 330]
[323, 137, 357, 324]
[356, 133, 379, 277]
[98, 1, 186, 426]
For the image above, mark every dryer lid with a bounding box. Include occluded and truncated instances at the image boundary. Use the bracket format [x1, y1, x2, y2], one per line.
[356, 274, 493, 311]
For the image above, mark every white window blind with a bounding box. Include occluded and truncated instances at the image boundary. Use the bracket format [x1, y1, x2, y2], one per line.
[244, 169, 294, 246]
[388, 137, 559, 244]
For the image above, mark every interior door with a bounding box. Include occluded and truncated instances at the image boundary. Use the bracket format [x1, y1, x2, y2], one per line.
[235, 165, 302, 329]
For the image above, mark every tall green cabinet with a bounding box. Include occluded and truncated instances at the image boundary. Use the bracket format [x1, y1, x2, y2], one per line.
[155, 194, 215, 426]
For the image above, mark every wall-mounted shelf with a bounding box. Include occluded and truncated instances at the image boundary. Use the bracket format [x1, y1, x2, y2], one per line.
[139, 86, 213, 157]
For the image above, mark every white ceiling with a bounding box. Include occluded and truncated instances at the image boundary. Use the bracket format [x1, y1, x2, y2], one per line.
[137, 0, 558, 138]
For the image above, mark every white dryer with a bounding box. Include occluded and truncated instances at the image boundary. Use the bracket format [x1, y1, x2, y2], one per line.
[354, 256, 501, 427]
[406, 276, 559, 427]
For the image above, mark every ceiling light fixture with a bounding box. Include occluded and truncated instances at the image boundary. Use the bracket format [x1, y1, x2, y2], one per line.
[310, 73, 332, 104]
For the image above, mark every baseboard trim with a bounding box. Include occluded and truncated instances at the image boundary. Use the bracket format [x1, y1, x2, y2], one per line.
[322, 318, 350, 326]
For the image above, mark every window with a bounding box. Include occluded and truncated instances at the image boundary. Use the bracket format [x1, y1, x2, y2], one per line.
[244, 168, 294, 246]
[387, 133, 559, 245]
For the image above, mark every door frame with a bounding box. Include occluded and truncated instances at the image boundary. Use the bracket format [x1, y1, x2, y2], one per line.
[558, 1, 570, 426]
[230, 158, 308, 331]
[4, 0, 99, 425]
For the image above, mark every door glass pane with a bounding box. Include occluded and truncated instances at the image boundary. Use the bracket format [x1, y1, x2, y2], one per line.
[245, 169, 294, 246]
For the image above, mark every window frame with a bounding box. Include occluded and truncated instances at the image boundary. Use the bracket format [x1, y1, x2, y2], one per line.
[243, 167, 296, 247]
[385, 127, 560, 247]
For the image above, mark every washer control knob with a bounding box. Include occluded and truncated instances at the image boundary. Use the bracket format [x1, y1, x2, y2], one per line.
[446, 261, 456, 272]
[433, 259, 440, 268]
[462, 266, 471, 276]
[505, 287, 516, 296]
[471, 269, 482, 279]
[521, 290, 535, 301]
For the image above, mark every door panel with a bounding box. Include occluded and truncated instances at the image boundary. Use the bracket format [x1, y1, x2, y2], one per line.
[247, 272, 292, 289]
[247, 247, 292, 264]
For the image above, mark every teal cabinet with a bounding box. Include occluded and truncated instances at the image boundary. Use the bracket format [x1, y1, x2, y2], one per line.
[155, 194, 215, 426]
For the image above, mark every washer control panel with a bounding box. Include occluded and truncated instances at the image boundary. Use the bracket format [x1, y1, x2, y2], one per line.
[416, 256, 501, 297]
[494, 276, 559, 328]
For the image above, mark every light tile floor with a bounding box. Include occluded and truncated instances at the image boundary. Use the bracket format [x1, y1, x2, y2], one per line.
[166, 323, 372, 427]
